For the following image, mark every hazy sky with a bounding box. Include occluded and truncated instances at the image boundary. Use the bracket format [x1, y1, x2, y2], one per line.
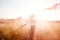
[0, 0, 60, 20]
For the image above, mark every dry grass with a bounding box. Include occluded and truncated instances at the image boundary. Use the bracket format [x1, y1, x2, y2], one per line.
[0, 19, 60, 40]
[0, 19, 30, 40]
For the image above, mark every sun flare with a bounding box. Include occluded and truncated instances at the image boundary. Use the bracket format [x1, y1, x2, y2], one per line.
[0, 0, 60, 40]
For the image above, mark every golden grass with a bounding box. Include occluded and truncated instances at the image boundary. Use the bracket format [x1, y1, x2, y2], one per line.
[0, 19, 60, 40]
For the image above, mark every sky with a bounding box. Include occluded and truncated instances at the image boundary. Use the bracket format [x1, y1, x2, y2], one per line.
[0, 0, 60, 20]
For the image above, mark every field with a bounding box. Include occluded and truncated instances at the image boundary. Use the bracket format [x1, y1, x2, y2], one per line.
[0, 18, 60, 40]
